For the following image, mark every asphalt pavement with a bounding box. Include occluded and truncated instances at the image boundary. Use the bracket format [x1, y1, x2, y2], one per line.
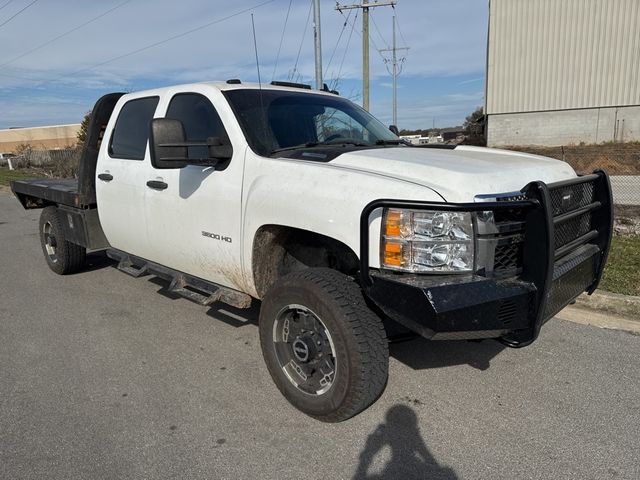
[1, 191, 639, 480]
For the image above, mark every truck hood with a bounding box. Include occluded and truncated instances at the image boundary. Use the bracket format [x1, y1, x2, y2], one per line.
[329, 145, 577, 202]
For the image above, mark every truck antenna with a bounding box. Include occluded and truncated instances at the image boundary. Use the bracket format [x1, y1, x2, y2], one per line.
[251, 13, 262, 88]
[251, 13, 269, 149]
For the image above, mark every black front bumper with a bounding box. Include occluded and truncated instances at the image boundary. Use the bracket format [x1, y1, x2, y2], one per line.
[359, 171, 613, 347]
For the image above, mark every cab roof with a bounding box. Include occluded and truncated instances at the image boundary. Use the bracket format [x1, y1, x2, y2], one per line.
[123, 80, 339, 98]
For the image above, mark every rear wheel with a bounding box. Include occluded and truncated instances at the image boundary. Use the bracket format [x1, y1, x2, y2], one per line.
[259, 268, 388, 422]
[39, 206, 86, 275]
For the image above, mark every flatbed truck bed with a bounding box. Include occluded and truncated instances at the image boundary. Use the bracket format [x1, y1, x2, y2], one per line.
[11, 178, 89, 209]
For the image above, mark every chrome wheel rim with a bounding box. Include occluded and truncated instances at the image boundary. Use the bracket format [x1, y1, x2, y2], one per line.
[272, 304, 337, 395]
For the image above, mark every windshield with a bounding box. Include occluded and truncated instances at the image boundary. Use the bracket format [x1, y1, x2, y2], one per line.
[223, 89, 399, 157]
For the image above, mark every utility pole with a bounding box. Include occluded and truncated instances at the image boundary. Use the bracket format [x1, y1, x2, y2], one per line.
[335, 1, 396, 111]
[313, 0, 323, 90]
[379, 15, 408, 126]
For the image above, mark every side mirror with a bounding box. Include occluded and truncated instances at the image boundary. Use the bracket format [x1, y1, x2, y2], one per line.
[389, 125, 399, 136]
[150, 118, 189, 169]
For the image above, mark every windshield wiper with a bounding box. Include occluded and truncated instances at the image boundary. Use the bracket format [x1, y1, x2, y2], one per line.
[315, 139, 371, 147]
[270, 142, 319, 154]
[375, 139, 409, 146]
[270, 139, 371, 155]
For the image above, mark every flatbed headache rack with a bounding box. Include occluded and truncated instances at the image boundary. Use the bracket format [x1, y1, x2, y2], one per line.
[10, 92, 125, 211]
[9, 93, 126, 251]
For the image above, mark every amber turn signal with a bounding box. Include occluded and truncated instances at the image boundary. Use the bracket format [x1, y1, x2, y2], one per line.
[383, 241, 404, 266]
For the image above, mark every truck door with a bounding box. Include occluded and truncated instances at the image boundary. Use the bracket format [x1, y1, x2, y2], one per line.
[95, 95, 159, 260]
[143, 90, 245, 290]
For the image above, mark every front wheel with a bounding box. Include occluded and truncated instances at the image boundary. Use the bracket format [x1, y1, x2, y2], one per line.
[259, 268, 388, 422]
[39, 206, 86, 275]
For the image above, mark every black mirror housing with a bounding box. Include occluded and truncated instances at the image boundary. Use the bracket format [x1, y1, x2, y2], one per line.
[150, 118, 189, 169]
[207, 137, 233, 160]
[150, 119, 233, 168]
[389, 125, 399, 136]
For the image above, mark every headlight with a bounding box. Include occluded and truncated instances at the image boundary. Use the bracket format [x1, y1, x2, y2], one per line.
[381, 208, 475, 273]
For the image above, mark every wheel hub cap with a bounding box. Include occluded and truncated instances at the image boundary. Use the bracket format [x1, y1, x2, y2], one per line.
[292, 337, 313, 362]
[272, 304, 337, 396]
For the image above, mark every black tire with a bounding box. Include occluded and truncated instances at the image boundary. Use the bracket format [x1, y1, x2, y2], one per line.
[39, 206, 86, 275]
[259, 268, 388, 422]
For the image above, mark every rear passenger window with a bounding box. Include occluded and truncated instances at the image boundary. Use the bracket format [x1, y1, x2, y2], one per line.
[109, 96, 159, 160]
[166, 93, 230, 160]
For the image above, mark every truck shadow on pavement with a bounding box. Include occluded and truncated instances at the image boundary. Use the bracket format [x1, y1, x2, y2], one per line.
[145, 277, 262, 330]
[134, 266, 504, 371]
[353, 404, 458, 480]
[389, 337, 506, 371]
[82, 251, 116, 272]
[201, 303, 505, 372]
[206, 300, 261, 328]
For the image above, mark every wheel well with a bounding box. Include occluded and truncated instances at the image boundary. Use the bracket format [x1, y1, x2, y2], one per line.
[252, 225, 359, 298]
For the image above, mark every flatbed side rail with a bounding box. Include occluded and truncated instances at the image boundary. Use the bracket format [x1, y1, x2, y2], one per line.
[10, 179, 86, 209]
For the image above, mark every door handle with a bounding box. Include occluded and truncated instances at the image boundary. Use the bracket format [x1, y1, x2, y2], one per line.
[146, 180, 168, 190]
[98, 173, 113, 181]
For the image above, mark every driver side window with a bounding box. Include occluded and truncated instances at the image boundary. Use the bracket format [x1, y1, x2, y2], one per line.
[166, 93, 230, 160]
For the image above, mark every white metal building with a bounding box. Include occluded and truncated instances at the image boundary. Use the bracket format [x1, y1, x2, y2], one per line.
[0, 124, 80, 153]
[485, 0, 640, 147]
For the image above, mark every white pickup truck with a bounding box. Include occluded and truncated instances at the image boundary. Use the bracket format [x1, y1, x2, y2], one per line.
[11, 80, 613, 422]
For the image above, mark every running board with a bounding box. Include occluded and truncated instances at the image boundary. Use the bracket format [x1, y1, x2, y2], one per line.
[115, 255, 149, 278]
[106, 249, 252, 309]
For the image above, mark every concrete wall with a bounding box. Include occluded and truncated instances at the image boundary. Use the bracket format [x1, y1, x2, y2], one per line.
[487, 105, 640, 147]
[0, 124, 81, 153]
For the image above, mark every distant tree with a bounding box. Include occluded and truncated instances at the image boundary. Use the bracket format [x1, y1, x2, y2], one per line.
[14, 143, 34, 166]
[76, 111, 91, 146]
[399, 129, 427, 136]
[462, 106, 486, 146]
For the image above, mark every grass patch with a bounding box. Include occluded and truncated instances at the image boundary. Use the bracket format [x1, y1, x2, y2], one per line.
[0, 167, 35, 187]
[600, 236, 640, 296]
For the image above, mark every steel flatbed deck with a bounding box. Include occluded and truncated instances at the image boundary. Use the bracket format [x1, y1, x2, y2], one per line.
[11, 178, 92, 209]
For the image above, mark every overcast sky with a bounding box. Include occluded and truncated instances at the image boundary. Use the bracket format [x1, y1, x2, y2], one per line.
[0, 0, 488, 130]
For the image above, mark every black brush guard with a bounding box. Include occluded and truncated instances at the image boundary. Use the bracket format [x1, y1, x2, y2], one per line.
[359, 171, 613, 347]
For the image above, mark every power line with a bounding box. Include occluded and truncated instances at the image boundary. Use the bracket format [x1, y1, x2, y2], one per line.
[0, 0, 15, 13]
[396, 23, 408, 48]
[0, 0, 39, 29]
[271, 0, 293, 81]
[331, 9, 358, 91]
[391, 4, 409, 48]
[379, 15, 409, 126]
[324, 9, 351, 76]
[289, 0, 313, 82]
[370, 11, 389, 49]
[335, 1, 396, 111]
[0, 0, 135, 68]
[29, 0, 276, 89]
[338, 7, 386, 62]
